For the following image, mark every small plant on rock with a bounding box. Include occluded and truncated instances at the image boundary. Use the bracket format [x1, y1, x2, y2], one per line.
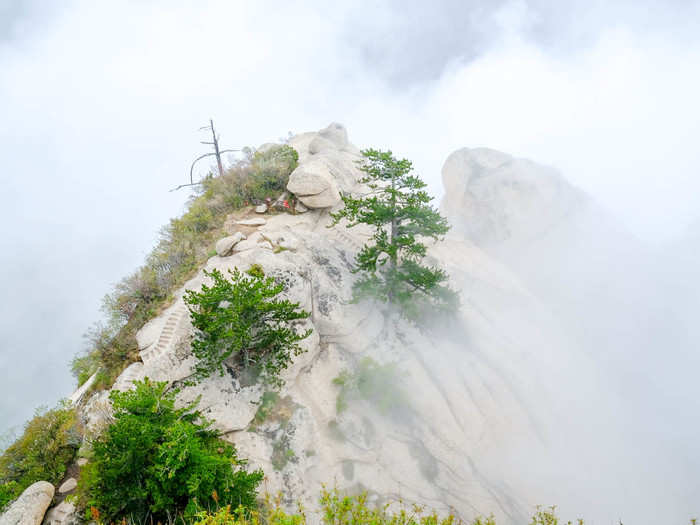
[332, 358, 409, 416]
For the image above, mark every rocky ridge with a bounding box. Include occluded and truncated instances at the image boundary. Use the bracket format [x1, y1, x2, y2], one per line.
[6, 124, 601, 525]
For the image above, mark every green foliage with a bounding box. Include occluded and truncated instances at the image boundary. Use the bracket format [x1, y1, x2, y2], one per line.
[194, 487, 459, 525]
[332, 358, 409, 416]
[0, 402, 80, 511]
[184, 268, 312, 387]
[79, 378, 263, 523]
[330, 149, 458, 324]
[201, 145, 299, 210]
[191, 487, 596, 525]
[251, 391, 280, 428]
[71, 144, 299, 393]
[0, 480, 18, 511]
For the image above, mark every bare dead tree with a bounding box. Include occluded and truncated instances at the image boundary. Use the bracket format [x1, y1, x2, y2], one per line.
[171, 119, 239, 192]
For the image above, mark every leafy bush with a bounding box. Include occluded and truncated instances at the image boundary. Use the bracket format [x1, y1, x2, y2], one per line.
[332, 358, 409, 416]
[79, 378, 263, 523]
[0, 402, 80, 511]
[71, 145, 299, 393]
[184, 268, 312, 387]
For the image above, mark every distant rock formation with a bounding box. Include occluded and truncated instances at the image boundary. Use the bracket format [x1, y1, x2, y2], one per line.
[440, 147, 587, 252]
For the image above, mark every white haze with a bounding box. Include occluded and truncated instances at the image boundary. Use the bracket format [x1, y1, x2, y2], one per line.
[0, 0, 699, 521]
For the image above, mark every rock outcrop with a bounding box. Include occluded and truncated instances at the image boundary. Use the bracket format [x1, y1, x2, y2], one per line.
[440, 147, 587, 252]
[215, 232, 246, 256]
[0, 481, 54, 525]
[286, 123, 364, 209]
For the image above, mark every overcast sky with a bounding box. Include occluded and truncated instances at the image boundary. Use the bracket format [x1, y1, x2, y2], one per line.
[1, 0, 699, 434]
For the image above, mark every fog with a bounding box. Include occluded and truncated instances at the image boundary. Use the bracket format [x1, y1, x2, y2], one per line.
[0, 0, 699, 520]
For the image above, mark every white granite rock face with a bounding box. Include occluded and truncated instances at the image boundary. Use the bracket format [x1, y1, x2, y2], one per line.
[286, 158, 341, 208]
[0, 481, 54, 525]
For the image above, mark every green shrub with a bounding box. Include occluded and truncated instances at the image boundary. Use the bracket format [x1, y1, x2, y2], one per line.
[332, 358, 408, 416]
[184, 268, 312, 387]
[0, 402, 80, 511]
[79, 378, 263, 523]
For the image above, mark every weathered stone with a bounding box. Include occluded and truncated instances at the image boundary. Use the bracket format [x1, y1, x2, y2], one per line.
[236, 218, 267, 226]
[0, 481, 54, 525]
[215, 232, 246, 256]
[57, 478, 76, 494]
[294, 200, 308, 213]
[318, 122, 349, 148]
[42, 501, 79, 525]
[76, 458, 88, 467]
[440, 147, 584, 248]
[233, 232, 263, 252]
[286, 158, 341, 208]
[255, 204, 268, 214]
[308, 136, 337, 155]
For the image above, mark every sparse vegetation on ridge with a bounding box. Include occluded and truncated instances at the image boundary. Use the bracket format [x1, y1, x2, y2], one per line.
[70, 145, 298, 393]
[0, 402, 80, 512]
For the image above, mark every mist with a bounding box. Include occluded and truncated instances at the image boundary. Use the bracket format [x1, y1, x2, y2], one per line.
[1, 0, 699, 521]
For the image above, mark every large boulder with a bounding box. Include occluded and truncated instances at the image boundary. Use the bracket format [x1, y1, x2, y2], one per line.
[286, 158, 341, 208]
[56, 479, 76, 495]
[215, 232, 246, 256]
[41, 501, 79, 525]
[0, 481, 54, 525]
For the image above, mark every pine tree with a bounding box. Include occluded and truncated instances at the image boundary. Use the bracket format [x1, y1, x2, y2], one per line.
[330, 149, 458, 322]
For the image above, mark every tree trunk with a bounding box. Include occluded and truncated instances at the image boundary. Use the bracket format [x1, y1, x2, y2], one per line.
[389, 173, 397, 302]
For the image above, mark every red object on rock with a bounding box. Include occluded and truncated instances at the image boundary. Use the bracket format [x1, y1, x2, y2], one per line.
[283, 200, 290, 208]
